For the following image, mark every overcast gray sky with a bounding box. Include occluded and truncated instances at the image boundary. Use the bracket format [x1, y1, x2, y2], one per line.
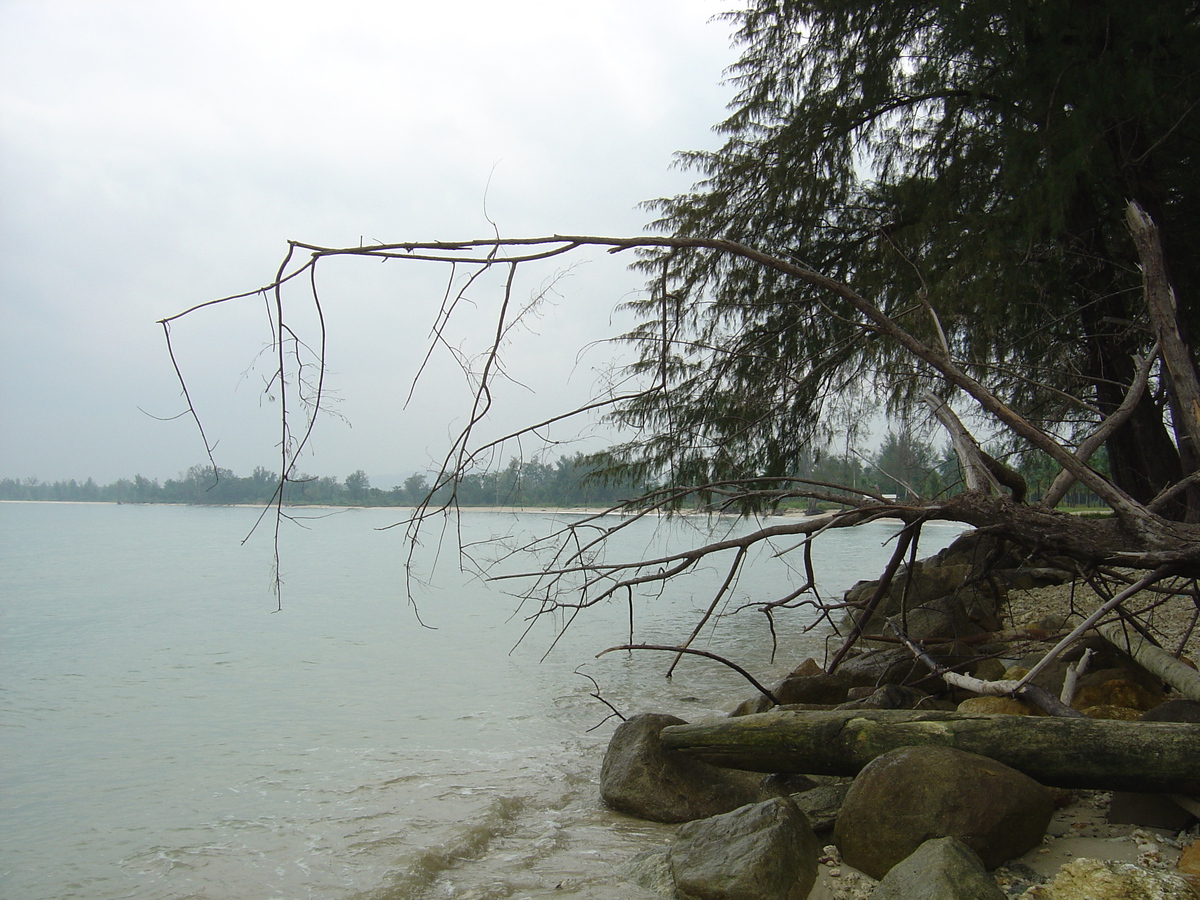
[0, 0, 736, 487]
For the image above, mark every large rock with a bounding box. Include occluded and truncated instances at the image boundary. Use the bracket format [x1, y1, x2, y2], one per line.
[837, 642, 977, 689]
[600, 713, 767, 823]
[1072, 666, 1165, 712]
[842, 559, 1003, 640]
[775, 672, 851, 706]
[618, 848, 675, 898]
[789, 781, 852, 833]
[873, 836, 1006, 900]
[668, 797, 819, 900]
[1029, 858, 1197, 899]
[838, 683, 941, 711]
[956, 696, 1042, 716]
[843, 561, 976, 613]
[833, 745, 1054, 880]
[836, 646, 934, 687]
[1143, 699, 1200, 723]
[890, 593, 994, 643]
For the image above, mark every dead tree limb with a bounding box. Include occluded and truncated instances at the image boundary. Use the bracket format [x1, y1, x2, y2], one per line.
[160, 230, 1200, 664]
[1128, 201, 1200, 466]
[1099, 620, 1200, 701]
[884, 617, 1086, 718]
[1041, 348, 1157, 509]
[596, 643, 781, 705]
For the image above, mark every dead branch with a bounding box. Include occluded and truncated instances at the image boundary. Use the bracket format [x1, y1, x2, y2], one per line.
[1098, 619, 1200, 701]
[884, 617, 1086, 718]
[161, 228, 1200, 682]
[596, 643, 781, 705]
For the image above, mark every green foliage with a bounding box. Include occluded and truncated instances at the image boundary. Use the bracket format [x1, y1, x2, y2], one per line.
[1015, 445, 1110, 508]
[873, 427, 942, 501]
[613, 0, 1200, 508]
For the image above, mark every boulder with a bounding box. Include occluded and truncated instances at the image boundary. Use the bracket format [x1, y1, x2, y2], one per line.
[1178, 839, 1200, 878]
[837, 683, 941, 710]
[836, 646, 928, 687]
[833, 745, 1054, 880]
[618, 848, 675, 898]
[600, 713, 767, 823]
[1072, 666, 1165, 712]
[1030, 858, 1196, 900]
[789, 781, 851, 833]
[842, 558, 1004, 640]
[844, 562, 976, 613]
[903, 593, 996, 642]
[873, 836, 1005, 900]
[775, 672, 851, 706]
[968, 656, 1009, 683]
[789, 657, 826, 678]
[956, 696, 1042, 716]
[730, 694, 776, 717]
[837, 642, 976, 689]
[1143, 699, 1200, 723]
[1006, 656, 1069, 697]
[732, 660, 844, 716]
[668, 797, 819, 900]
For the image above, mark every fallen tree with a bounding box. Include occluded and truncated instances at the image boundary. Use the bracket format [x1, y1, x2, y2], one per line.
[159, 1, 1200, 705]
[658, 709, 1200, 793]
[159, 224, 1200, 712]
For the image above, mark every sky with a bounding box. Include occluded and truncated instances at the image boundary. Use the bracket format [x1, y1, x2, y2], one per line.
[0, 0, 738, 488]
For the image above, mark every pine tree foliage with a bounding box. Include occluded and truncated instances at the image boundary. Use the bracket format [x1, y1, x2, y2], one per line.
[616, 0, 1200, 514]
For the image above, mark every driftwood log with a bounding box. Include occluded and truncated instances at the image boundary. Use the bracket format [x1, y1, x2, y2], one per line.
[659, 709, 1200, 793]
[1098, 620, 1200, 701]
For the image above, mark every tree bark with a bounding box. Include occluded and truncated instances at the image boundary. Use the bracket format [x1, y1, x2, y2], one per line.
[659, 709, 1200, 793]
[1099, 620, 1200, 702]
[1127, 200, 1200, 522]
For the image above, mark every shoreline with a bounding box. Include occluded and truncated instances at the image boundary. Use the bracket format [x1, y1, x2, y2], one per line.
[0, 498, 971, 527]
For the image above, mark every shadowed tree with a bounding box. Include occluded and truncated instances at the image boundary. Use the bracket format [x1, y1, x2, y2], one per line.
[634, 0, 1200, 520]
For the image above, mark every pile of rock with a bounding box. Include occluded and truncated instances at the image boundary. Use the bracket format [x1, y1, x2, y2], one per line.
[600, 534, 1200, 899]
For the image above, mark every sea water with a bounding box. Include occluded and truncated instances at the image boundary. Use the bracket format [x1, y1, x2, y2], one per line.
[0, 501, 965, 899]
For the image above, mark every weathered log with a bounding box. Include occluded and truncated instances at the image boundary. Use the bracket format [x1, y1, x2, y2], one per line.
[1099, 621, 1200, 702]
[659, 709, 1200, 793]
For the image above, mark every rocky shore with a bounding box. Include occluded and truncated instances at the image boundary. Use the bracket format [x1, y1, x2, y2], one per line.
[596, 533, 1200, 899]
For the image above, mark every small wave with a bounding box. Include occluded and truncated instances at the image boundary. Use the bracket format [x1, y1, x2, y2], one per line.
[351, 794, 526, 900]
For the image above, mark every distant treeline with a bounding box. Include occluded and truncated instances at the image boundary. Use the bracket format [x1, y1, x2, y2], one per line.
[1, 433, 1108, 510]
[0, 454, 642, 508]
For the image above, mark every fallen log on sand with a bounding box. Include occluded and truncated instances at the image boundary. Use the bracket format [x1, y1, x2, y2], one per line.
[659, 709, 1200, 793]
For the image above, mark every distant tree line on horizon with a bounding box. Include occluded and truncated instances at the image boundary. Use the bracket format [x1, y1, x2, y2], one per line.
[0, 434, 1108, 510]
[0, 454, 640, 508]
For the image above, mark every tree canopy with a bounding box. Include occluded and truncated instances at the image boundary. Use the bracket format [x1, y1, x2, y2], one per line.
[630, 0, 1200, 517]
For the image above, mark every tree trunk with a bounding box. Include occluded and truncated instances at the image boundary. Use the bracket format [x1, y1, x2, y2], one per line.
[1127, 200, 1200, 522]
[659, 709, 1200, 793]
[1099, 620, 1200, 702]
[1063, 189, 1186, 515]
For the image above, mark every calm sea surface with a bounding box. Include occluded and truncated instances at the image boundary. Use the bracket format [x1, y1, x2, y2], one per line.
[0, 502, 966, 899]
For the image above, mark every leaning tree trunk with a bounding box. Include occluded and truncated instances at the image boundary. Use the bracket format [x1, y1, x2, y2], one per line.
[1128, 200, 1200, 522]
[659, 709, 1200, 793]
